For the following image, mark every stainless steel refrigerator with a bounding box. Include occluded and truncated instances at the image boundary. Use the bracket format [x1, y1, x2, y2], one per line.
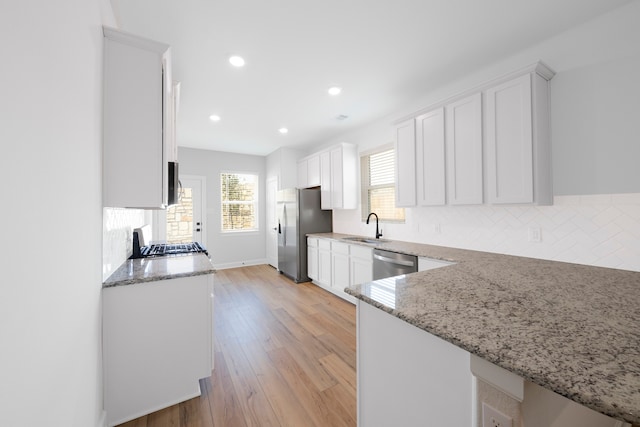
[277, 188, 332, 282]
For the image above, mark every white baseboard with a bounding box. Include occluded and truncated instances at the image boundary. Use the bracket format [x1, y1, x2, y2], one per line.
[213, 258, 267, 270]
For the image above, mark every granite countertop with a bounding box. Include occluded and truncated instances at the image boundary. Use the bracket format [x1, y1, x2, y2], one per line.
[103, 253, 216, 288]
[309, 233, 640, 425]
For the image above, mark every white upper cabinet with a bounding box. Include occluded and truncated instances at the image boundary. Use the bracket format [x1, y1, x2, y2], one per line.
[307, 154, 321, 187]
[297, 159, 308, 188]
[297, 154, 321, 188]
[267, 147, 302, 190]
[446, 93, 483, 205]
[416, 107, 446, 206]
[320, 150, 332, 210]
[103, 27, 172, 209]
[391, 61, 553, 208]
[394, 119, 417, 207]
[302, 143, 357, 209]
[485, 66, 553, 205]
[328, 144, 357, 209]
[330, 147, 344, 208]
[166, 81, 180, 163]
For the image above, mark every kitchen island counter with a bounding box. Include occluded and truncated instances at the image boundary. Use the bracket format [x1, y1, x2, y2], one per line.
[310, 233, 640, 425]
[103, 253, 215, 288]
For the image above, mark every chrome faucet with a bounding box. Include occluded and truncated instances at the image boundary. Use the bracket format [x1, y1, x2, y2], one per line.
[366, 212, 383, 239]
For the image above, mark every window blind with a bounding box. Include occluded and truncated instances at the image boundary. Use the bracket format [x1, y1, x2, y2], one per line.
[361, 148, 405, 222]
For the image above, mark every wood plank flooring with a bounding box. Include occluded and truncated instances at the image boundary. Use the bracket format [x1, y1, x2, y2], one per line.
[117, 264, 357, 427]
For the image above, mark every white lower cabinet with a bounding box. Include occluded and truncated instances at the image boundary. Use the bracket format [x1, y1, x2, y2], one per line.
[103, 274, 214, 427]
[317, 239, 332, 287]
[307, 237, 318, 280]
[350, 245, 373, 286]
[358, 302, 624, 427]
[331, 242, 351, 297]
[309, 238, 372, 304]
[358, 302, 473, 426]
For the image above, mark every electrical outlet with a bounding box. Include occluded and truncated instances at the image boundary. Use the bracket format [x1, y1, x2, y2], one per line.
[482, 402, 512, 427]
[527, 227, 541, 242]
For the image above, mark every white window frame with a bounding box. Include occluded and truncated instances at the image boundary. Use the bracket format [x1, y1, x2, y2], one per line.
[220, 171, 260, 233]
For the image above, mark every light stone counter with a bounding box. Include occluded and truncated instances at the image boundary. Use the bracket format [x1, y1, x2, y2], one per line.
[309, 232, 640, 425]
[103, 253, 216, 288]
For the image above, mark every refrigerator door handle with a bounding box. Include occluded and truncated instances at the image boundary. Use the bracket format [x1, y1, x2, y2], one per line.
[282, 205, 287, 245]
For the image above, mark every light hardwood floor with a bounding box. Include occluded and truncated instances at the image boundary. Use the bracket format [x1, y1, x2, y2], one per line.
[117, 264, 357, 427]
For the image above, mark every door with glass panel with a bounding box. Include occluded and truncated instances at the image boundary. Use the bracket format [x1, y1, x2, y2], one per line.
[166, 176, 205, 245]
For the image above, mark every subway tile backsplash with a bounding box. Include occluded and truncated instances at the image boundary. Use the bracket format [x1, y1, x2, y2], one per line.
[333, 193, 640, 272]
[102, 207, 147, 281]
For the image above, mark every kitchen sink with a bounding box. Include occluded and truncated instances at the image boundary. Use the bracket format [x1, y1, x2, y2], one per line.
[342, 236, 390, 245]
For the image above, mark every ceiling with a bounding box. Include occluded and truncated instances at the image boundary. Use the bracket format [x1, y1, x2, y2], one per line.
[111, 0, 631, 156]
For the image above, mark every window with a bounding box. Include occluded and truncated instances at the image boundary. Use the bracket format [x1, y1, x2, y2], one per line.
[361, 147, 405, 222]
[220, 172, 259, 232]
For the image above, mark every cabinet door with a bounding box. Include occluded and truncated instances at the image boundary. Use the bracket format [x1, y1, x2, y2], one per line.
[166, 81, 180, 163]
[307, 154, 321, 187]
[103, 28, 170, 209]
[297, 159, 308, 188]
[341, 143, 359, 210]
[395, 119, 417, 207]
[486, 74, 534, 204]
[332, 252, 350, 292]
[416, 108, 446, 206]
[330, 148, 344, 209]
[446, 93, 483, 205]
[320, 151, 332, 210]
[307, 239, 318, 280]
[318, 249, 332, 286]
[351, 257, 373, 286]
[103, 274, 212, 425]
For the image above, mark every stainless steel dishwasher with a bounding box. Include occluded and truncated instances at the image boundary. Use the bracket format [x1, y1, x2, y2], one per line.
[372, 248, 418, 280]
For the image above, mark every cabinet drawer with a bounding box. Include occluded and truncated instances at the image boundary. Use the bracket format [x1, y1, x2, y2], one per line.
[350, 244, 372, 260]
[318, 239, 331, 251]
[332, 241, 350, 255]
[307, 237, 318, 248]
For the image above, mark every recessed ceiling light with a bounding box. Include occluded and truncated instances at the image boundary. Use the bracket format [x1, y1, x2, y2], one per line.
[328, 86, 342, 96]
[279, 127, 289, 134]
[209, 114, 221, 122]
[229, 55, 245, 67]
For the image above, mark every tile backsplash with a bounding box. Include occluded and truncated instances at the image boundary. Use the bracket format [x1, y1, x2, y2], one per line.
[333, 193, 640, 272]
[102, 207, 147, 281]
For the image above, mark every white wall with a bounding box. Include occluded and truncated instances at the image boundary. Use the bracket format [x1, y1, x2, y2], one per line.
[328, 1, 640, 272]
[178, 147, 267, 268]
[0, 1, 115, 426]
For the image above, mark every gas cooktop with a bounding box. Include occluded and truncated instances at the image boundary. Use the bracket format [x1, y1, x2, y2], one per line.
[139, 242, 208, 258]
